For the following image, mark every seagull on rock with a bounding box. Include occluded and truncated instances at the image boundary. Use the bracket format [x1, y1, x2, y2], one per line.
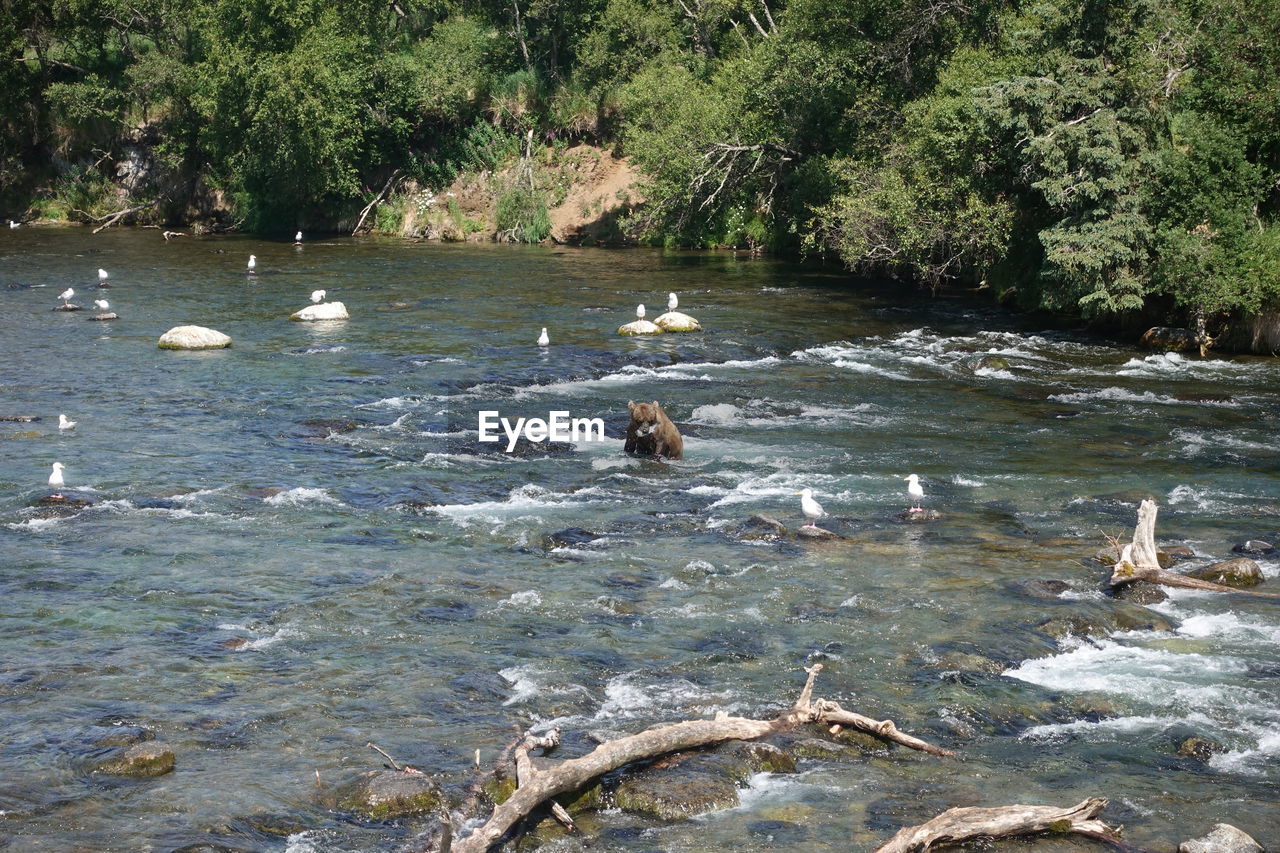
[537, 327, 549, 346]
[668, 293, 678, 311]
[94, 299, 110, 312]
[58, 414, 76, 430]
[311, 289, 326, 304]
[247, 254, 257, 274]
[295, 231, 303, 245]
[48, 462, 65, 497]
[98, 268, 109, 285]
[636, 304, 646, 320]
[58, 288, 74, 307]
[796, 488, 826, 529]
[905, 474, 925, 512]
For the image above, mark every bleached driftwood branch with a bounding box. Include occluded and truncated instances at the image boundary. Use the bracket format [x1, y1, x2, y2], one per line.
[450, 664, 950, 852]
[874, 797, 1126, 852]
[1109, 500, 1278, 597]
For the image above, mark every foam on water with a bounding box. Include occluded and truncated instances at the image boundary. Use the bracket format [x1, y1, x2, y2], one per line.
[1049, 387, 1240, 407]
[264, 487, 342, 507]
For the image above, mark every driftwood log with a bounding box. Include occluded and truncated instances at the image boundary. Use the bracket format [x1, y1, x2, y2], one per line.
[450, 664, 950, 853]
[874, 797, 1126, 852]
[1109, 501, 1278, 598]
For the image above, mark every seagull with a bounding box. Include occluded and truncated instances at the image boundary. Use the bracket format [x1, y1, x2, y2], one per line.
[668, 293, 678, 311]
[537, 327, 549, 346]
[905, 474, 925, 511]
[98, 268, 108, 285]
[58, 287, 74, 306]
[58, 414, 76, 430]
[247, 254, 257, 274]
[636, 304, 646, 320]
[9, 219, 20, 228]
[310, 289, 326, 303]
[295, 231, 303, 245]
[48, 462, 65, 497]
[94, 299, 110, 312]
[796, 488, 826, 529]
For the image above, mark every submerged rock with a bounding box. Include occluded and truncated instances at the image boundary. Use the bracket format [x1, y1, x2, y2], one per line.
[1140, 327, 1197, 352]
[1185, 558, 1264, 588]
[1112, 580, 1168, 605]
[33, 493, 96, 508]
[1179, 823, 1263, 853]
[1035, 601, 1177, 640]
[617, 319, 662, 336]
[1010, 579, 1071, 599]
[542, 527, 602, 549]
[87, 312, 118, 321]
[737, 515, 788, 540]
[0, 415, 41, 422]
[653, 311, 702, 332]
[158, 325, 232, 349]
[796, 526, 843, 540]
[613, 761, 739, 819]
[93, 741, 175, 776]
[896, 508, 942, 522]
[290, 301, 349, 321]
[332, 769, 446, 820]
[53, 303, 81, 312]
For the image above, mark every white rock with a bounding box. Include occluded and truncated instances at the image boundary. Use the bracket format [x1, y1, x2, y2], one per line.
[653, 311, 702, 332]
[290, 301, 349, 321]
[617, 319, 663, 336]
[1179, 824, 1264, 853]
[158, 325, 232, 349]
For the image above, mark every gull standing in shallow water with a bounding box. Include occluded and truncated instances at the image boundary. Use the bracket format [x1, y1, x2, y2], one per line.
[537, 327, 549, 346]
[905, 474, 925, 511]
[311, 289, 326, 303]
[796, 488, 826, 529]
[48, 462, 65, 496]
[247, 254, 257, 274]
[295, 231, 303, 245]
[58, 414, 76, 430]
[58, 288, 74, 307]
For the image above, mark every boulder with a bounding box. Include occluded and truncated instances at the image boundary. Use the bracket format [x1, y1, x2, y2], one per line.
[290, 301, 349, 321]
[542, 527, 602, 549]
[653, 311, 702, 332]
[1231, 540, 1275, 556]
[93, 741, 175, 777]
[1185, 558, 1263, 588]
[617, 319, 663, 336]
[33, 493, 96, 508]
[970, 354, 1010, 372]
[613, 756, 741, 819]
[87, 313, 118, 321]
[53, 303, 81, 312]
[1140, 327, 1197, 352]
[738, 515, 789, 540]
[333, 769, 446, 820]
[158, 325, 232, 349]
[1177, 735, 1226, 761]
[1179, 824, 1263, 853]
[796, 526, 843, 540]
[897, 508, 943, 522]
[1112, 580, 1168, 605]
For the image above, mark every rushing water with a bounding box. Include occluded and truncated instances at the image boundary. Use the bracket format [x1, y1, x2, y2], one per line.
[1, 228, 1278, 852]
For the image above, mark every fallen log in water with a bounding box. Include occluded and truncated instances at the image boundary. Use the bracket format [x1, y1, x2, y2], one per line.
[873, 797, 1128, 852]
[1109, 500, 1278, 598]
[448, 664, 951, 852]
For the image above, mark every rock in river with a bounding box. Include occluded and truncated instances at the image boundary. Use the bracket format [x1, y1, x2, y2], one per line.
[290, 301, 349, 321]
[1179, 823, 1263, 853]
[653, 311, 702, 332]
[93, 741, 175, 777]
[1185, 558, 1264, 588]
[1140, 327, 1197, 352]
[158, 325, 232, 349]
[617, 319, 662, 336]
[333, 769, 446, 820]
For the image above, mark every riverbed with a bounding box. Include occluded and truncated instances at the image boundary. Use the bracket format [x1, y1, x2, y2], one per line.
[1, 228, 1277, 851]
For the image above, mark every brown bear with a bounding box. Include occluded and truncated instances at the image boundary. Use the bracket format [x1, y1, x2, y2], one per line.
[624, 400, 684, 460]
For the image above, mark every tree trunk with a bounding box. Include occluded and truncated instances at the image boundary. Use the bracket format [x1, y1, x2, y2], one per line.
[874, 797, 1127, 852]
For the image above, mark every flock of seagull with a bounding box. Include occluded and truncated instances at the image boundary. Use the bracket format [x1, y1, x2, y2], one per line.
[35, 245, 929, 525]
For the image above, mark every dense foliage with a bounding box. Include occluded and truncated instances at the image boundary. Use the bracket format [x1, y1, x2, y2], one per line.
[3, 0, 1278, 326]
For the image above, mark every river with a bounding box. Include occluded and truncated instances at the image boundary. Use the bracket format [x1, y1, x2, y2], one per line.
[1, 228, 1277, 851]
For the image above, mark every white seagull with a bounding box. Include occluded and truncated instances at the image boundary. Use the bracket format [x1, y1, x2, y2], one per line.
[98, 268, 109, 284]
[48, 462, 65, 496]
[58, 414, 76, 430]
[58, 287, 75, 306]
[796, 488, 826, 529]
[905, 474, 925, 511]
[8, 219, 19, 228]
[94, 299, 110, 312]
[247, 254, 257, 274]
[310, 289, 326, 304]
[537, 327, 549, 346]
[636, 303, 646, 320]
[668, 292, 678, 311]
[294, 231, 303, 245]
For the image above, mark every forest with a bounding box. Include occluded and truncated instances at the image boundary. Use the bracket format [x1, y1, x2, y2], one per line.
[3, 0, 1279, 329]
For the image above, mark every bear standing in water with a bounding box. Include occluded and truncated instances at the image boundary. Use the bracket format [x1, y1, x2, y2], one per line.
[624, 400, 684, 460]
